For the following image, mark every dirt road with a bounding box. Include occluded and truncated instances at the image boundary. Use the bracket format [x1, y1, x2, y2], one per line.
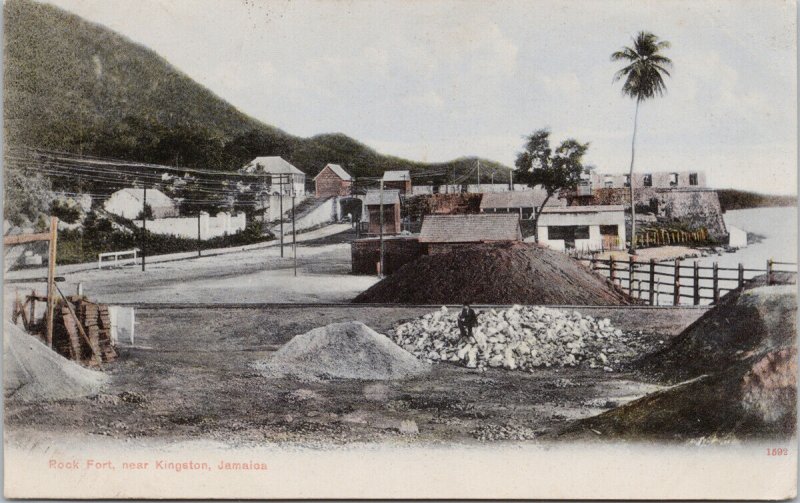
[5, 239, 377, 305]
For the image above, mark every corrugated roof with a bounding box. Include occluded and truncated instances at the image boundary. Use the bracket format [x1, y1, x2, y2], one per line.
[117, 188, 174, 206]
[314, 163, 352, 181]
[364, 189, 400, 206]
[419, 214, 522, 243]
[479, 188, 567, 210]
[240, 156, 305, 176]
[382, 170, 411, 181]
[541, 205, 625, 213]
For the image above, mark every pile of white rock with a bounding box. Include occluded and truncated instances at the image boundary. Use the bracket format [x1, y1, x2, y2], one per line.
[389, 305, 649, 372]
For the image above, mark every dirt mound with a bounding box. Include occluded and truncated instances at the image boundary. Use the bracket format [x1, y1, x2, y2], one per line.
[4, 322, 108, 402]
[562, 347, 796, 440]
[638, 284, 796, 382]
[353, 242, 631, 305]
[255, 321, 430, 381]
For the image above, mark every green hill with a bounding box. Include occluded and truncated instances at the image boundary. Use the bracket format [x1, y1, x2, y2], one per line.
[3, 0, 510, 183]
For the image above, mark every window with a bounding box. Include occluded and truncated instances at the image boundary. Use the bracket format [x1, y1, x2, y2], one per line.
[600, 225, 618, 236]
[548, 225, 590, 242]
[624, 175, 630, 187]
[689, 173, 698, 186]
[669, 173, 679, 186]
[643, 174, 652, 187]
[604, 176, 613, 188]
[521, 208, 534, 220]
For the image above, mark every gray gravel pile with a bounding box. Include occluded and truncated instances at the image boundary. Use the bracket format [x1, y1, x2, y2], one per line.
[256, 321, 430, 381]
[390, 305, 651, 371]
[4, 321, 107, 402]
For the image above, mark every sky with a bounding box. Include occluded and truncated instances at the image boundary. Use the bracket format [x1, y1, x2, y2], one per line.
[44, 0, 798, 194]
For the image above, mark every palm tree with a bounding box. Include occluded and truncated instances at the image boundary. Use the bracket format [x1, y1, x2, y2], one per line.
[612, 31, 672, 254]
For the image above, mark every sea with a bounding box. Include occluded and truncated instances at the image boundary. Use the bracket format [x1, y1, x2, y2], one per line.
[640, 206, 797, 305]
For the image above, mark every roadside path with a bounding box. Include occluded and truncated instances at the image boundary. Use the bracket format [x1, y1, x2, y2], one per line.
[5, 223, 352, 280]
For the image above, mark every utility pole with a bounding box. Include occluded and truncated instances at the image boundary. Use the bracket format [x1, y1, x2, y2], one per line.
[279, 174, 284, 258]
[141, 184, 147, 271]
[509, 168, 513, 191]
[292, 190, 297, 277]
[477, 159, 481, 191]
[46, 216, 58, 348]
[197, 212, 202, 257]
[379, 179, 385, 277]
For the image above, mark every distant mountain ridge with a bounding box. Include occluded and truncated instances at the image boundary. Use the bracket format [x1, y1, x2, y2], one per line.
[3, 0, 511, 183]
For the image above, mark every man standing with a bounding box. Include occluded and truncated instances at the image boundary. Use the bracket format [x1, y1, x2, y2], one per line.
[457, 302, 478, 341]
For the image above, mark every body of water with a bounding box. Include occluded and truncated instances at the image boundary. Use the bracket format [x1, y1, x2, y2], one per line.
[633, 206, 797, 305]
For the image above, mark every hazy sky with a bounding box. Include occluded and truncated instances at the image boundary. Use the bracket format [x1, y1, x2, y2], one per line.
[44, 0, 798, 194]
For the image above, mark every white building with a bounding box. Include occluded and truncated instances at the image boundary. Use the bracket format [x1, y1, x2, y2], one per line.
[536, 205, 626, 252]
[103, 188, 178, 220]
[240, 156, 306, 196]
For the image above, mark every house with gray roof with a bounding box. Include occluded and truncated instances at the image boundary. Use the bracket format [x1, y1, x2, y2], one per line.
[240, 156, 306, 195]
[104, 188, 178, 220]
[480, 187, 566, 220]
[382, 170, 412, 195]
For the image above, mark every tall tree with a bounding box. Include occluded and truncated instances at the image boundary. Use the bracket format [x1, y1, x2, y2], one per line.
[515, 129, 589, 242]
[611, 31, 672, 254]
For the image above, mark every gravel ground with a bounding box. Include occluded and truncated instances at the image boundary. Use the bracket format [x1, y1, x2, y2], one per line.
[4, 305, 706, 447]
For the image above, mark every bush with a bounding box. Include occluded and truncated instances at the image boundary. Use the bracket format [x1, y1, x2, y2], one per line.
[50, 200, 82, 224]
[56, 214, 273, 264]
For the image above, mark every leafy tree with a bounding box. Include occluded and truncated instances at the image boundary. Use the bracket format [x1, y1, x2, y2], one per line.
[612, 31, 672, 253]
[514, 129, 589, 242]
[3, 168, 52, 226]
[135, 203, 153, 220]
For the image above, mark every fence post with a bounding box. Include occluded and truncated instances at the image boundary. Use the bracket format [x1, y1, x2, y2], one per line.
[767, 258, 774, 286]
[628, 256, 634, 294]
[738, 263, 744, 289]
[648, 259, 655, 306]
[655, 278, 661, 306]
[712, 262, 719, 304]
[609, 255, 616, 283]
[673, 259, 680, 306]
[693, 261, 700, 305]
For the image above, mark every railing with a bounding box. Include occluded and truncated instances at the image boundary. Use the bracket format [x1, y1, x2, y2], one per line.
[633, 227, 710, 248]
[584, 256, 797, 306]
[98, 249, 139, 269]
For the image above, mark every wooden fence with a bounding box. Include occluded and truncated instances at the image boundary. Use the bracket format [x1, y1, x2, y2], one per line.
[633, 227, 710, 248]
[584, 256, 797, 306]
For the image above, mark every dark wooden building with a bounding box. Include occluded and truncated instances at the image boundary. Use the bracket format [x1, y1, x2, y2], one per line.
[363, 189, 401, 235]
[314, 163, 352, 198]
[382, 170, 412, 195]
[418, 214, 522, 254]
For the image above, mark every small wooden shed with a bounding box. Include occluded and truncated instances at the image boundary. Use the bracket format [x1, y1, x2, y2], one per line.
[363, 189, 401, 235]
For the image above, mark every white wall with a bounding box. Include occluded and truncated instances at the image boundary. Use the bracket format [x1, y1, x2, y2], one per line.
[264, 194, 308, 221]
[728, 225, 748, 248]
[538, 221, 625, 252]
[134, 212, 246, 240]
[275, 197, 336, 235]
